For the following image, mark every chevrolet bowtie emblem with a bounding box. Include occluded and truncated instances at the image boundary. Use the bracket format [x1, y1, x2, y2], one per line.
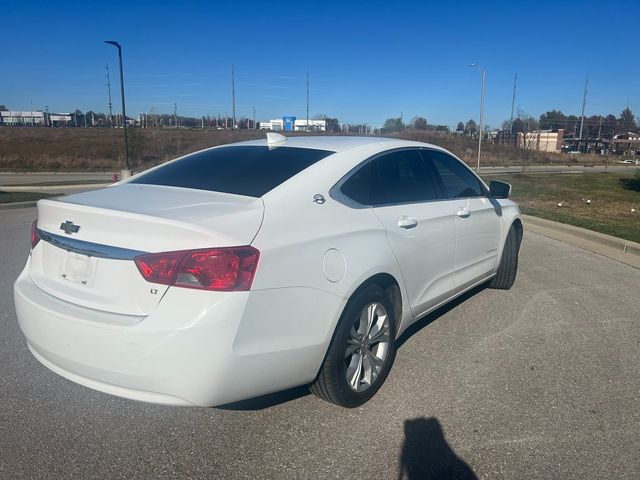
[60, 221, 80, 235]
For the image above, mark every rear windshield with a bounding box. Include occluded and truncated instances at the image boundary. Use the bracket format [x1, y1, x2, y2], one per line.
[130, 145, 334, 197]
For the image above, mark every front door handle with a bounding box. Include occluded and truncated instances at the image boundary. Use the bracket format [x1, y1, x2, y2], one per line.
[457, 207, 471, 218]
[397, 216, 418, 229]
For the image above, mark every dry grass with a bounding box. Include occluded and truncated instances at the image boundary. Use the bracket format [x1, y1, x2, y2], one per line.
[0, 126, 617, 172]
[0, 128, 264, 171]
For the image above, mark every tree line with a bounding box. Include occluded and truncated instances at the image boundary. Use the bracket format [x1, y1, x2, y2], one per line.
[495, 108, 636, 138]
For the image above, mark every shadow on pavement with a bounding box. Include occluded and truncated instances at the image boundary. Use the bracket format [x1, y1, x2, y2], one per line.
[398, 417, 477, 480]
[219, 284, 488, 411]
[217, 385, 310, 411]
[396, 283, 487, 349]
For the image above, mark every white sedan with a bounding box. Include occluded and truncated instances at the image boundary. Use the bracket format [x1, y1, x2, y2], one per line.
[15, 134, 522, 408]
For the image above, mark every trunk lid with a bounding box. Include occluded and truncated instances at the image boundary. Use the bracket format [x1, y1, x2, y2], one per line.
[30, 184, 264, 316]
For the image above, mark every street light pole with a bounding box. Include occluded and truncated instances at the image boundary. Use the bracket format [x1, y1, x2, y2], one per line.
[470, 64, 486, 173]
[104, 40, 131, 174]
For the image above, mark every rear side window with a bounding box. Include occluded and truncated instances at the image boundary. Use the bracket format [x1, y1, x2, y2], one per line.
[424, 150, 485, 199]
[370, 149, 442, 206]
[340, 162, 372, 205]
[131, 146, 334, 197]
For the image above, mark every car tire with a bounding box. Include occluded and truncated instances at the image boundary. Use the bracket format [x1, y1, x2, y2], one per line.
[489, 226, 520, 290]
[310, 284, 397, 408]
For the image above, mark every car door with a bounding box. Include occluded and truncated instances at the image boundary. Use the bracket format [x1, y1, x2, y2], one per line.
[423, 149, 501, 292]
[368, 149, 457, 318]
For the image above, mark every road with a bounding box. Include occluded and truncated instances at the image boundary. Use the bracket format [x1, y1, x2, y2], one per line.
[1, 207, 639, 479]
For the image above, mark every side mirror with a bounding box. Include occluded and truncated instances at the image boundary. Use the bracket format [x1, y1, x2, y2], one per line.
[490, 180, 511, 199]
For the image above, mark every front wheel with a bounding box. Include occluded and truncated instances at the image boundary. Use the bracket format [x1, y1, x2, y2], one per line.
[310, 285, 397, 407]
[489, 226, 521, 290]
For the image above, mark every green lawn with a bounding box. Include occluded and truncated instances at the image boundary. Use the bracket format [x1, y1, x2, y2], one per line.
[482, 172, 640, 243]
[0, 191, 55, 203]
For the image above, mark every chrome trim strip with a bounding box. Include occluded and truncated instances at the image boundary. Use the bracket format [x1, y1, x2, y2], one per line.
[37, 229, 148, 260]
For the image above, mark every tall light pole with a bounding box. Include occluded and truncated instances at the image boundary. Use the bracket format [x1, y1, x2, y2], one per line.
[104, 40, 131, 174]
[470, 63, 486, 172]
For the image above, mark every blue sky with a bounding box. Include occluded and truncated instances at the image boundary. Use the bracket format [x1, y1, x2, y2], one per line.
[2, 0, 639, 128]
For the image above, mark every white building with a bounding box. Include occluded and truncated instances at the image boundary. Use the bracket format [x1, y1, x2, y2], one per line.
[49, 114, 72, 126]
[294, 119, 326, 132]
[1, 111, 45, 126]
[259, 118, 326, 132]
[259, 119, 285, 131]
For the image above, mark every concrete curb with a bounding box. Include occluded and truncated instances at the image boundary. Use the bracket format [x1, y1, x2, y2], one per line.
[0, 201, 37, 210]
[523, 214, 640, 269]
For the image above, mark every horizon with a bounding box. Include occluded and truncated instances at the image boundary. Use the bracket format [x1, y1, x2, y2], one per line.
[2, 0, 639, 129]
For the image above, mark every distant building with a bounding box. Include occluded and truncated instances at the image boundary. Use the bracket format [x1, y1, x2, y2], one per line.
[259, 117, 326, 132]
[293, 119, 326, 132]
[493, 130, 517, 146]
[517, 129, 564, 152]
[612, 132, 640, 155]
[49, 114, 72, 126]
[1, 110, 45, 126]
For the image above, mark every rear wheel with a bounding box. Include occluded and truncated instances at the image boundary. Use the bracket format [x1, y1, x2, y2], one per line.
[311, 285, 397, 407]
[489, 226, 520, 290]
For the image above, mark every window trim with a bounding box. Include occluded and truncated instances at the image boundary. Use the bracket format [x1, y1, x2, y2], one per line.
[330, 147, 449, 209]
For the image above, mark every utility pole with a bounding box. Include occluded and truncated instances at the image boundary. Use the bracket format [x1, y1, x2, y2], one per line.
[105, 64, 113, 126]
[174, 102, 178, 128]
[470, 63, 486, 172]
[306, 70, 310, 132]
[252, 106, 256, 129]
[104, 40, 130, 173]
[579, 75, 589, 140]
[231, 64, 236, 130]
[510, 73, 517, 136]
[598, 116, 603, 139]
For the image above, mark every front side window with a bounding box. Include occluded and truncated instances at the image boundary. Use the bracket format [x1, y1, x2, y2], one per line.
[370, 149, 442, 206]
[424, 150, 485, 199]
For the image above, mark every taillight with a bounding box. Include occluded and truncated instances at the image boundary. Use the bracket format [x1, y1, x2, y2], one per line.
[134, 246, 259, 291]
[31, 220, 40, 249]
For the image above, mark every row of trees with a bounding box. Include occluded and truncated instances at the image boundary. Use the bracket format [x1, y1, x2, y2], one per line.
[501, 107, 637, 138]
[382, 116, 450, 133]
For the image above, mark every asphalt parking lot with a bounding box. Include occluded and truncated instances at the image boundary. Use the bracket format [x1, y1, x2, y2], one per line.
[1, 206, 639, 479]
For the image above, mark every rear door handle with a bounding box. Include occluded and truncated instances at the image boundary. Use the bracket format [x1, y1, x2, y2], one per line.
[397, 216, 418, 229]
[457, 207, 471, 218]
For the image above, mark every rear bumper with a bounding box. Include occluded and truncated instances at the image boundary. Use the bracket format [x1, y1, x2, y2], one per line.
[14, 260, 345, 406]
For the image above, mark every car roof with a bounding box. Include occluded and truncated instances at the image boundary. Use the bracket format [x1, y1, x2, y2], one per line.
[228, 135, 441, 154]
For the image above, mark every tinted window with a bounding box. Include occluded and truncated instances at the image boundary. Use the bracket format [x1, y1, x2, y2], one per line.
[425, 150, 484, 198]
[131, 146, 334, 197]
[340, 162, 372, 205]
[370, 150, 442, 206]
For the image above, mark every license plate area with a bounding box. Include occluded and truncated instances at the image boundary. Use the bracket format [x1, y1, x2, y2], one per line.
[59, 252, 98, 287]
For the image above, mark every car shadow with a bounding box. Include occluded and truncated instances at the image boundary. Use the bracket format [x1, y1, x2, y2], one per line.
[218, 283, 487, 411]
[396, 283, 487, 349]
[217, 385, 310, 411]
[398, 417, 477, 480]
